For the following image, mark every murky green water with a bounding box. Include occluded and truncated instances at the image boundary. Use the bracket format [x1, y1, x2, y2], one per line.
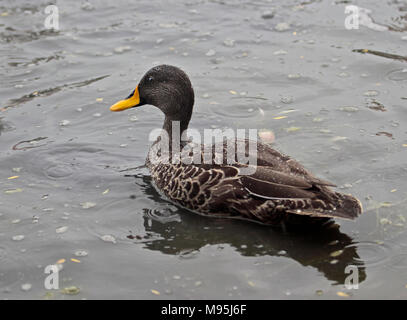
[1, 0, 407, 299]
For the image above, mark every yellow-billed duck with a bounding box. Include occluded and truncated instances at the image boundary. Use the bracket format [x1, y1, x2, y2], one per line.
[110, 65, 362, 226]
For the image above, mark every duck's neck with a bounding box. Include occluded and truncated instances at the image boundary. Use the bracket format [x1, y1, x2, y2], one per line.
[161, 97, 193, 147]
[162, 116, 190, 142]
[159, 86, 194, 148]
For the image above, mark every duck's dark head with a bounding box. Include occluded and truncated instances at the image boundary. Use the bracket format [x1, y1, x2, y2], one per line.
[110, 65, 194, 132]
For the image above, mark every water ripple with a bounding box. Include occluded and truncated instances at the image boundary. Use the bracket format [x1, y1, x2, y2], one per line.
[346, 241, 394, 268]
[387, 69, 407, 81]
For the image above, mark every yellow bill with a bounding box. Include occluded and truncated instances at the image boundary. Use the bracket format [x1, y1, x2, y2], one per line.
[110, 86, 140, 112]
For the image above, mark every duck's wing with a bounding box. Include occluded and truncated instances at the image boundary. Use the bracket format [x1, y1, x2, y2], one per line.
[239, 171, 362, 220]
[201, 140, 362, 221]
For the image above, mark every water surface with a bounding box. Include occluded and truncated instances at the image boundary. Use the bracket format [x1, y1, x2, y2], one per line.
[1, 0, 407, 299]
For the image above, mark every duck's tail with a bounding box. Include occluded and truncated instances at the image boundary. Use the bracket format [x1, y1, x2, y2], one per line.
[285, 192, 363, 221]
[332, 192, 363, 219]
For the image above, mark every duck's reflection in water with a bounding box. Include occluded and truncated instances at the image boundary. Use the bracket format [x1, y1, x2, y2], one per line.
[132, 174, 367, 285]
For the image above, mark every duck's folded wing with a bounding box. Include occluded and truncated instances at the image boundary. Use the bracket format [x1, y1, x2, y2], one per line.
[239, 173, 362, 220]
[253, 166, 312, 188]
[240, 175, 316, 199]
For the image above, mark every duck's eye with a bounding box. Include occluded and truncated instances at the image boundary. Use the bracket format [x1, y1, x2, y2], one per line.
[148, 76, 153, 82]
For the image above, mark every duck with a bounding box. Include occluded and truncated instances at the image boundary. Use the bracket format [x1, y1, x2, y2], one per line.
[110, 65, 363, 226]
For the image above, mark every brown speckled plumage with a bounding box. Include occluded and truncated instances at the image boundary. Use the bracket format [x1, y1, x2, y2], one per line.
[111, 65, 363, 226]
[146, 139, 362, 226]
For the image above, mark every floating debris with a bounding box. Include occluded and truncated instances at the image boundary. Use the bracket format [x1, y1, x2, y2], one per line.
[12, 235, 25, 241]
[71, 258, 81, 263]
[364, 90, 379, 97]
[353, 49, 407, 63]
[275, 22, 290, 32]
[273, 116, 287, 120]
[368, 100, 386, 112]
[206, 49, 216, 57]
[273, 50, 287, 56]
[61, 286, 80, 295]
[102, 189, 110, 195]
[279, 109, 297, 114]
[81, 202, 96, 209]
[223, 39, 235, 47]
[129, 115, 138, 122]
[81, 2, 94, 11]
[4, 188, 23, 194]
[320, 129, 332, 134]
[56, 226, 68, 234]
[330, 250, 344, 257]
[340, 106, 359, 113]
[59, 120, 71, 126]
[380, 218, 392, 225]
[247, 281, 256, 287]
[285, 127, 301, 133]
[57, 259, 66, 264]
[101, 234, 116, 244]
[21, 283, 32, 292]
[280, 96, 294, 104]
[229, 90, 237, 95]
[337, 291, 350, 298]
[5, 76, 109, 109]
[258, 130, 275, 144]
[114, 46, 131, 54]
[287, 73, 301, 79]
[337, 72, 349, 78]
[379, 202, 393, 208]
[12, 137, 48, 151]
[151, 289, 160, 295]
[376, 132, 393, 139]
[8, 176, 19, 180]
[332, 136, 348, 142]
[74, 250, 88, 257]
[315, 290, 323, 296]
[261, 10, 275, 19]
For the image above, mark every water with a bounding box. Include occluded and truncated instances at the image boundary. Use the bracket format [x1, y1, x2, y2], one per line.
[1, 0, 407, 299]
